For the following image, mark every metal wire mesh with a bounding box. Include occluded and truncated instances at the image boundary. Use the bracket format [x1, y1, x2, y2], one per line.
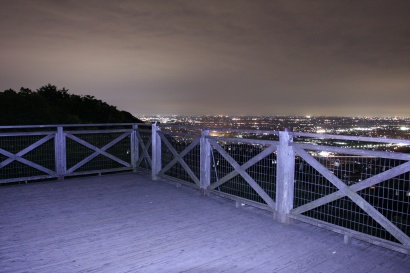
[0, 134, 56, 180]
[137, 130, 152, 171]
[66, 131, 131, 173]
[161, 135, 200, 184]
[294, 151, 410, 243]
[210, 141, 277, 204]
[293, 135, 409, 153]
[0, 125, 142, 183]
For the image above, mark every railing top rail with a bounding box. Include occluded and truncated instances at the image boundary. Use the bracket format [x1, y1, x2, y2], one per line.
[1, 123, 408, 145]
[0, 123, 149, 130]
[208, 136, 279, 145]
[158, 124, 279, 135]
[204, 128, 279, 135]
[159, 130, 199, 139]
[291, 132, 410, 145]
[64, 129, 133, 134]
[0, 131, 56, 137]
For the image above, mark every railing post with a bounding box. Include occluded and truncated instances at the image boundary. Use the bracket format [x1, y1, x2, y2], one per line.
[55, 126, 66, 181]
[275, 128, 295, 224]
[130, 124, 139, 172]
[200, 130, 211, 195]
[151, 122, 162, 180]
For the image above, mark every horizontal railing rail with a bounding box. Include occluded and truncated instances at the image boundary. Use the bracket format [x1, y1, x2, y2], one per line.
[293, 131, 410, 145]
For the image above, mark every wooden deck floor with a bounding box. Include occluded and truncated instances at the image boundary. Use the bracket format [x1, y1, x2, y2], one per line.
[1, 173, 409, 273]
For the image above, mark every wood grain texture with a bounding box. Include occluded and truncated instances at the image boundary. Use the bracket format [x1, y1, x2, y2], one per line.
[1, 173, 409, 273]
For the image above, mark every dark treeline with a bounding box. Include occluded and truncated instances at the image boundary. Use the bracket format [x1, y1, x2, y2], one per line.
[0, 84, 143, 125]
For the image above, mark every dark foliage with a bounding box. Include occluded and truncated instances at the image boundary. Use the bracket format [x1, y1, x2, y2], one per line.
[0, 84, 143, 125]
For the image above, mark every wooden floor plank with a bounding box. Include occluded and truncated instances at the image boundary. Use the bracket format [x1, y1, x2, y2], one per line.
[1, 173, 409, 273]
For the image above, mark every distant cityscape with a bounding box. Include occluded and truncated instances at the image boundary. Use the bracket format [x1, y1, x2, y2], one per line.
[139, 115, 410, 140]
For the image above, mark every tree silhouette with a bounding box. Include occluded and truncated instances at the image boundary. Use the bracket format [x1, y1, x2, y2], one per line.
[0, 84, 143, 125]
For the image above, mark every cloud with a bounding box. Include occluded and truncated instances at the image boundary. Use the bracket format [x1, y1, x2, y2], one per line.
[1, 0, 410, 117]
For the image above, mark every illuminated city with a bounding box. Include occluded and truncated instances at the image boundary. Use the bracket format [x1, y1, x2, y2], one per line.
[139, 115, 410, 138]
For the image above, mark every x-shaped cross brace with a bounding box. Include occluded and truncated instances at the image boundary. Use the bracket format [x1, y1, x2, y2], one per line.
[207, 138, 277, 209]
[158, 132, 200, 186]
[66, 131, 131, 173]
[293, 146, 410, 246]
[136, 131, 152, 169]
[0, 133, 55, 175]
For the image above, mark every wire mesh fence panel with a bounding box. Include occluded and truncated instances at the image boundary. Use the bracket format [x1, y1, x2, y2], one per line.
[66, 136, 94, 170]
[293, 150, 410, 243]
[161, 135, 200, 184]
[137, 130, 152, 171]
[0, 124, 142, 183]
[210, 141, 277, 204]
[0, 134, 56, 180]
[75, 154, 127, 173]
[292, 134, 410, 153]
[66, 132, 132, 173]
[358, 163, 410, 241]
[294, 155, 339, 207]
[106, 136, 132, 163]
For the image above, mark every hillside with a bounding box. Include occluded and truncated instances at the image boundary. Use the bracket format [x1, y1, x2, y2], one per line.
[0, 84, 143, 125]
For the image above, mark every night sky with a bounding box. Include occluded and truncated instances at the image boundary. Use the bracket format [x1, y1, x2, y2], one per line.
[1, 0, 410, 117]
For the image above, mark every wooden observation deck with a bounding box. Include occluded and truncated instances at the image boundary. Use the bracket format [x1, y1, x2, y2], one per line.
[1, 173, 409, 273]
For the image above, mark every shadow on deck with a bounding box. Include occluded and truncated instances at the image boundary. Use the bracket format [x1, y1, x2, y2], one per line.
[1, 173, 409, 273]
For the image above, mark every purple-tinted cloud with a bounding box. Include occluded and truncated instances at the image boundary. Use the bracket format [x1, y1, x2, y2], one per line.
[1, 0, 409, 117]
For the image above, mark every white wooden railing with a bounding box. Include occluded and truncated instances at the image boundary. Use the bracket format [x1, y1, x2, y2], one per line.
[0, 124, 150, 183]
[151, 124, 410, 254]
[1, 123, 409, 254]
